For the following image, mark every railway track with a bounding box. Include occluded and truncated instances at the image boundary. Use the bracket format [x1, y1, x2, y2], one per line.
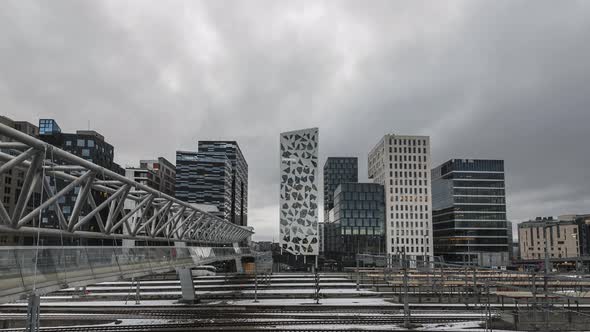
[1, 316, 483, 332]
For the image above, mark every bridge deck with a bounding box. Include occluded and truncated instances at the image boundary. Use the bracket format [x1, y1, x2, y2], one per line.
[0, 246, 251, 304]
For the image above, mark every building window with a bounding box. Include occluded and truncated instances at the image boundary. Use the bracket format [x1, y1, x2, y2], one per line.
[66, 140, 72, 146]
[82, 149, 90, 157]
[77, 139, 85, 147]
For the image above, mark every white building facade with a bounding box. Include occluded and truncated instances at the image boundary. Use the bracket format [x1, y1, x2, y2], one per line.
[368, 134, 433, 260]
[279, 128, 319, 256]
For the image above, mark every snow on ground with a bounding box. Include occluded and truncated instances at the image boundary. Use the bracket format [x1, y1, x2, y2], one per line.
[250, 321, 516, 331]
[86, 277, 351, 286]
[2, 300, 183, 307]
[70, 288, 378, 296]
[209, 298, 396, 306]
[62, 282, 356, 291]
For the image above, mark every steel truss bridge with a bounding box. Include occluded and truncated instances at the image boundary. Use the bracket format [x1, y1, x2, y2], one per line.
[0, 122, 253, 244]
[0, 122, 258, 331]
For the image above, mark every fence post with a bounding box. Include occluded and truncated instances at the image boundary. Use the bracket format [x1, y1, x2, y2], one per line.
[254, 273, 259, 303]
[356, 254, 360, 291]
[403, 252, 410, 328]
[135, 279, 141, 304]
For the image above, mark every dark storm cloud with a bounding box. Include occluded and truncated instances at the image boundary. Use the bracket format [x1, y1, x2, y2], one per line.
[1, 0, 589, 240]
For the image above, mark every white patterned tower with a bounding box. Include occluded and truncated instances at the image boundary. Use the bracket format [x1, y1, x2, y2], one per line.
[279, 128, 319, 256]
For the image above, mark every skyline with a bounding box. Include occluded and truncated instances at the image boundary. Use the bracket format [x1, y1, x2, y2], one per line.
[2, 1, 590, 241]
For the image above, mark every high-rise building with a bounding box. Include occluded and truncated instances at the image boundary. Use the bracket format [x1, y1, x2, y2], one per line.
[431, 159, 509, 266]
[323, 157, 358, 221]
[326, 183, 385, 266]
[368, 134, 433, 260]
[139, 157, 176, 196]
[197, 141, 248, 226]
[0, 116, 39, 245]
[37, 119, 123, 242]
[318, 222, 325, 254]
[175, 151, 232, 222]
[279, 128, 319, 256]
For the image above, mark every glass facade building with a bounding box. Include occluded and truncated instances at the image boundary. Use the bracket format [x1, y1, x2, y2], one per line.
[37, 119, 124, 244]
[39, 119, 61, 135]
[431, 159, 509, 265]
[0, 116, 39, 245]
[176, 151, 233, 222]
[323, 157, 358, 221]
[326, 183, 385, 267]
[197, 141, 248, 227]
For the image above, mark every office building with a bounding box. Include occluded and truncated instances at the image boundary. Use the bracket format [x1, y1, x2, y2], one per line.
[38, 119, 123, 238]
[560, 214, 590, 257]
[176, 150, 233, 222]
[519, 217, 579, 260]
[197, 141, 248, 226]
[431, 159, 509, 266]
[0, 116, 39, 245]
[318, 222, 325, 254]
[326, 183, 385, 266]
[125, 167, 159, 190]
[279, 128, 319, 256]
[368, 134, 433, 260]
[139, 157, 176, 196]
[323, 157, 358, 221]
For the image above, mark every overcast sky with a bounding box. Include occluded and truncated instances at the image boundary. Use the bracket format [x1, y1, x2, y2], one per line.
[2, 1, 589, 241]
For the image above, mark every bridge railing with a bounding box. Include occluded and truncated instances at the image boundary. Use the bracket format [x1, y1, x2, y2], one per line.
[0, 246, 252, 303]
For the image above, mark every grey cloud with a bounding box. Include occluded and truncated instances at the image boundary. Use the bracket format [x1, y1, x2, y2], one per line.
[1, 0, 589, 241]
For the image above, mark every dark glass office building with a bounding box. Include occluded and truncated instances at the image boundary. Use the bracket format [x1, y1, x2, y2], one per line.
[0, 116, 39, 245]
[323, 157, 358, 220]
[431, 159, 509, 266]
[38, 119, 124, 243]
[197, 141, 248, 226]
[175, 151, 233, 223]
[325, 183, 385, 267]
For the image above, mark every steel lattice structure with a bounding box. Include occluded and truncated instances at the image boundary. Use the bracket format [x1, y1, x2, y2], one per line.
[0, 123, 253, 244]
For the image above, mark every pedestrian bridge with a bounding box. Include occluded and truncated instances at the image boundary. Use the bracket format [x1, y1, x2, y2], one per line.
[0, 246, 253, 304]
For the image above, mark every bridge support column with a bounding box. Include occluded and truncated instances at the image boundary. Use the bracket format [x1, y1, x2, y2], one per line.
[235, 257, 244, 273]
[177, 268, 197, 303]
[25, 293, 40, 332]
[233, 242, 244, 273]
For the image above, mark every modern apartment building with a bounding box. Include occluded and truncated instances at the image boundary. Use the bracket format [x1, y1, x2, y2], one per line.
[431, 159, 509, 266]
[125, 167, 159, 190]
[279, 128, 319, 256]
[323, 157, 358, 221]
[519, 217, 579, 260]
[197, 141, 248, 227]
[175, 151, 232, 222]
[368, 134, 433, 260]
[139, 157, 176, 196]
[326, 182, 385, 266]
